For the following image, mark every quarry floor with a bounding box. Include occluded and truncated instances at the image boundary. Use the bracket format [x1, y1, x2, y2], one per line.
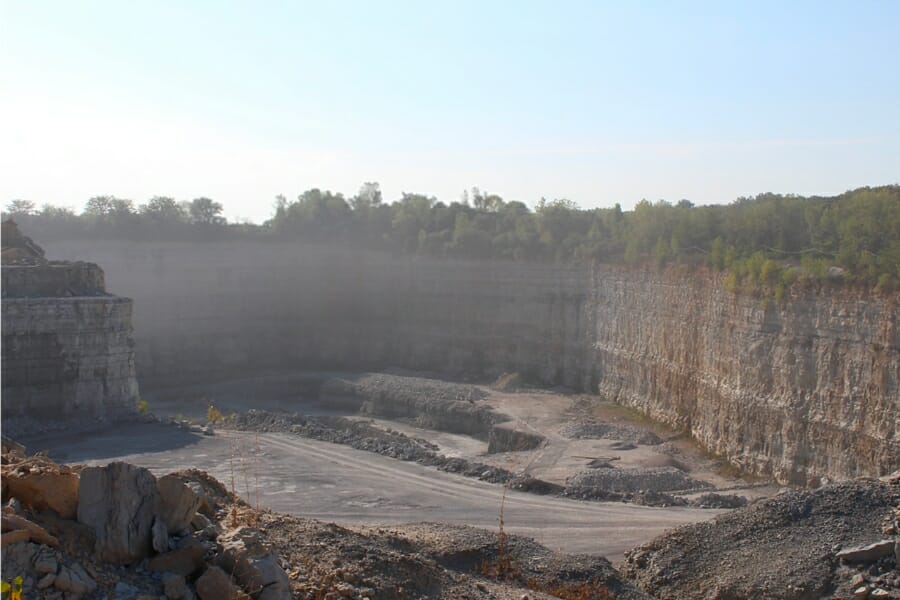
[24, 423, 717, 563]
[21, 372, 778, 563]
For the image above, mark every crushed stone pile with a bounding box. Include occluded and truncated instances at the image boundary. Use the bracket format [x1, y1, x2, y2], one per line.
[341, 372, 489, 404]
[321, 373, 499, 436]
[561, 421, 663, 446]
[566, 466, 712, 495]
[621, 474, 900, 600]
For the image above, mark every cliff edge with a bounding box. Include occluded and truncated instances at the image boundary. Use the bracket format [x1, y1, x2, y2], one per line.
[1, 223, 140, 430]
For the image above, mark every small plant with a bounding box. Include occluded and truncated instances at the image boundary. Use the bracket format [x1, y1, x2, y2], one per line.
[136, 398, 149, 415]
[479, 483, 519, 581]
[207, 404, 224, 423]
[1, 576, 24, 600]
[530, 578, 612, 600]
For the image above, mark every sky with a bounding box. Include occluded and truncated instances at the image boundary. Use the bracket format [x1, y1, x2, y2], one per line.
[1, 1, 898, 223]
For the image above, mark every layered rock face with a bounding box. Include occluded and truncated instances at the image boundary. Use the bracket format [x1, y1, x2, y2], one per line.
[42, 240, 898, 485]
[591, 267, 899, 486]
[1, 237, 139, 421]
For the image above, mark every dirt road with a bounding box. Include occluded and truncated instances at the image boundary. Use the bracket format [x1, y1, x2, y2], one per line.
[25, 423, 721, 562]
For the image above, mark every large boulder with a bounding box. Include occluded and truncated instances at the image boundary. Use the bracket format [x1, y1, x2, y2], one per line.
[77, 462, 160, 564]
[157, 474, 201, 534]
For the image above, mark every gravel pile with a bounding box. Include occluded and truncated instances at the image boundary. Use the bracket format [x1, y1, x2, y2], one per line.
[566, 466, 712, 495]
[561, 421, 663, 445]
[322, 373, 499, 436]
[344, 373, 488, 404]
[689, 492, 749, 509]
[622, 475, 900, 599]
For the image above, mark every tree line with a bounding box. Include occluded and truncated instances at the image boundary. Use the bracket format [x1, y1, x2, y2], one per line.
[4, 184, 899, 291]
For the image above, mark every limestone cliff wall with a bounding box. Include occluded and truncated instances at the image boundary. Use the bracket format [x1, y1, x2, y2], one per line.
[41, 241, 591, 388]
[589, 267, 898, 486]
[2, 262, 105, 298]
[42, 240, 897, 484]
[1, 296, 139, 419]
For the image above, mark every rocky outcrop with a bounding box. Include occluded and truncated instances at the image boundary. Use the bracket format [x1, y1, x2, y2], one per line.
[41, 240, 898, 485]
[487, 424, 545, 453]
[2, 443, 294, 600]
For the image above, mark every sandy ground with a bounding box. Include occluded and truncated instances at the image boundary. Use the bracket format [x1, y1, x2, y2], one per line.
[23, 422, 722, 563]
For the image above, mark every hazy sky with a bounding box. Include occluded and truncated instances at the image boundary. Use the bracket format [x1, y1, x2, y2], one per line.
[2, 1, 898, 223]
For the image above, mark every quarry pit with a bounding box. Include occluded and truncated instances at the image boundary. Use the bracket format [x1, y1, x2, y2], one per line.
[3, 230, 897, 599]
[20, 370, 776, 562]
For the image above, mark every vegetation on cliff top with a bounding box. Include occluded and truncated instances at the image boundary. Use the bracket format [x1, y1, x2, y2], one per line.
[4, 185, 899, 290]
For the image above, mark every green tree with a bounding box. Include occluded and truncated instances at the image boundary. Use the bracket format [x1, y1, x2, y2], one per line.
[5, 199, 36, 216]
[189, 197, 225, 226]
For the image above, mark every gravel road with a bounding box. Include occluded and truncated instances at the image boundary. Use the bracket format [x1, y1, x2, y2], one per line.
[24, 422, 721, 562]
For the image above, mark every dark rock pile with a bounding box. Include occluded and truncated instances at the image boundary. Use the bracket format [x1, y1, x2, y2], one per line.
[321, 373, 498, 436]
[621, 474, 900, 599]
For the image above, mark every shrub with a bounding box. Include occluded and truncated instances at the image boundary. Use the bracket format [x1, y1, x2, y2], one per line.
[207, 404, 224, 422]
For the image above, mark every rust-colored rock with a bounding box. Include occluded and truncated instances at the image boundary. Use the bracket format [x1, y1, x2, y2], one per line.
[196, 565, 249, 600]
[6, 472, 79, 519]
[1, 529, 31, 547]
[158, 474, 202, 534]
[147, 539, 206, 576]
[1, 513, 59, 547]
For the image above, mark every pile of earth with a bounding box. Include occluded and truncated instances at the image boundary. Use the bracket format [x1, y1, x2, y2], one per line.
[338, 373, 488, 404]
[561, 421, 663, 446]
[566, 466, 712, 496]
[0, 437, 649, 600]
[261, 518, 651, 600]
[621, 474, 900, 599]
[561, 467, 744, 509]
